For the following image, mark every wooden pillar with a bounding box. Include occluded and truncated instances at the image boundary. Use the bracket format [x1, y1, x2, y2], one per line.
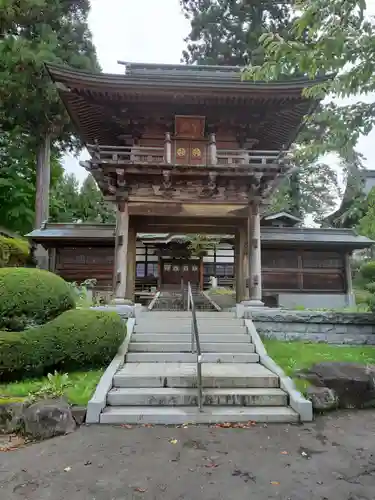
[235, 225, 247, 302]
[246, 203, 264, 306]
[114, 202, 129, 302]
[48, 247, 57, 273]
[209, 133, 217, 165]
[125, 218, 136, 302]
[164, 132, 172, 164]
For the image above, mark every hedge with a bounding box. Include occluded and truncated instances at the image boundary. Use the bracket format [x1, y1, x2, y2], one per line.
[0, 236, 30, 267]
[0, 309, 127, 380]
[0, 267, 76, 331]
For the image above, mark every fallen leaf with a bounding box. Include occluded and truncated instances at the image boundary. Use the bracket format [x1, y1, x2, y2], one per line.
[271, 481, 280, 486]
[134, 487, 147, 493]
[169, 439, 178, 444]
[64, 467, 71, 472]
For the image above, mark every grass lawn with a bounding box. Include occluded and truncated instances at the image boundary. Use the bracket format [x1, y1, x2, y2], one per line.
[263, 339, 375, 393]
[0, 370, 103, 406]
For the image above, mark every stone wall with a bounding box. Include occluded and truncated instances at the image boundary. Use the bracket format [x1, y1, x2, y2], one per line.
[248, 309, 375, 345]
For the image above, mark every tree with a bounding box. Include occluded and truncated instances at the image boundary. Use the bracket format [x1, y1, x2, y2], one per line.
[245, 0, 375, 167]
[76, 175, 116, 223]
[180, 0, 339, 220]
[49, 173, 116, 224]
[0, 0, 100, 227]
[357, 188, 375, 240]
[50, 173, 81, 223]
[0, 129, 63, 234]
[180, 0, 292, 66]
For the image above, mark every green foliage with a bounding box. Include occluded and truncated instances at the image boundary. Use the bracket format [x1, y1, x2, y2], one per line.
[50, 173, 116, 223]
[180, 0, 292, 66]
[0, 0, 99, 231]
[244, 0, 375, 162]
[0, 130, 64, 234]
[359, 261, 375, 283]
[28, 371, 72, 402]
[0, 236, 29, 267]
[187, 234, 219, 256]
[0, 369, 103, 406]
[357, 188, 375, 239]
[0, 267, 76, 331]
[0, 309, 126, 380]
[0, 0, 99, 146]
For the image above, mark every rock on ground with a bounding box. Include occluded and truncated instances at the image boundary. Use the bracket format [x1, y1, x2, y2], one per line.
[22, 398, 76, 440]
[307, 385, 338, 412]
[0, 402, 26, 434]
[298, 362, 375, 409]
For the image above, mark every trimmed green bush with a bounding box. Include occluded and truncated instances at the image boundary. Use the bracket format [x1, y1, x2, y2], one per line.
[0, 309, 126, 380]
[0, 267, 76, 331]
[0, 236, 29, 267]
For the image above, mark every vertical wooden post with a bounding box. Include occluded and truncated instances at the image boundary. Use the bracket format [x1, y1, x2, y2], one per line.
[164, 132, 172, 164]
[235, 225, 247, 302]
[114, 201, 129, 302]
[125, 218, 136, 302]
[48, 247, 57, 273]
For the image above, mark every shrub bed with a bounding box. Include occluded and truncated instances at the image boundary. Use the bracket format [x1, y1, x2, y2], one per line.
[0, 309, 126, 381]
[0, 267, 76, 331]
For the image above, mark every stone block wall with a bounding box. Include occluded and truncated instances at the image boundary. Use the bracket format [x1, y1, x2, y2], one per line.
[248, 310, 375, 345]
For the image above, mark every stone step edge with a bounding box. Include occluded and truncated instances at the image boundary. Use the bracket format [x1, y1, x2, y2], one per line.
[100, 406, 298, 424]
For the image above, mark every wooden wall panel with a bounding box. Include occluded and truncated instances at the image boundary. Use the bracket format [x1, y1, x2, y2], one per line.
[56, 246, 114, 288]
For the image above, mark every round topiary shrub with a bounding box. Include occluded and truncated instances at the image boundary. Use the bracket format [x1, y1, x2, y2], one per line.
[0, 267, 76, 331]
[0, 309, 126, 380]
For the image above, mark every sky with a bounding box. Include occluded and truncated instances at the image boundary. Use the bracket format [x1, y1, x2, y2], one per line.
[63, 0, 375, 186]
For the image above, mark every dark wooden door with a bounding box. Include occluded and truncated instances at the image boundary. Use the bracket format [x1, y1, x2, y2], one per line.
[162, 260, 200, 287]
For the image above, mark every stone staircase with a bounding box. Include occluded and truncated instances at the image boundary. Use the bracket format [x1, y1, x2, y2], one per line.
[100, 311, 298, 424]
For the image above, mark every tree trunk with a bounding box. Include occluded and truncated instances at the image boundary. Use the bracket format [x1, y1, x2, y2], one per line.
[35, 133, 51, 228]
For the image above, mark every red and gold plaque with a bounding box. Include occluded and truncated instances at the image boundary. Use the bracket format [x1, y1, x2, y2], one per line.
[175, 115, 205, 139]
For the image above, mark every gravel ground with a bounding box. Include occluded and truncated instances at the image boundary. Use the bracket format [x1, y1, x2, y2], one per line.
[1, 410, 375, 500]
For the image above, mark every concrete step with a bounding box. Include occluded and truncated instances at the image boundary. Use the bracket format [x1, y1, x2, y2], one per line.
[129, 342, 255, 353]
[107, 387, 287, 407]
[126, 352, 260, 363]
[142, 312, 235, 318]
[132, 334, 250, 343]
[135, 325, 246, 334]
[100, 406, 298, 425]
[113, 363, 279, 388]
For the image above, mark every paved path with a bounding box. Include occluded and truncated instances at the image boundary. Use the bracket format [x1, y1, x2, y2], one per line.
[1, 410, 375, 500]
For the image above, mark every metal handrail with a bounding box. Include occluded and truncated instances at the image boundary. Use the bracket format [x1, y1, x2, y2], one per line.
[187, 281, 203, 411]
[148, 290, 161, 310]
